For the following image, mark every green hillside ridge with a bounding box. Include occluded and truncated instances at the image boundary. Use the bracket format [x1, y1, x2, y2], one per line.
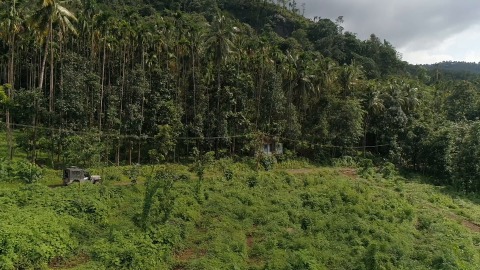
[420, 61, 480, 75]
[1, 158, 480, 269]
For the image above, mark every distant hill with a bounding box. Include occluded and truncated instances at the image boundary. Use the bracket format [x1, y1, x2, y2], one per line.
[420, 61, 480, 74]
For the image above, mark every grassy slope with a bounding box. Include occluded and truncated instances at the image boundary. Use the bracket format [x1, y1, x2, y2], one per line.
[0, 158, 480, 269]
[1, 135, 480, 269]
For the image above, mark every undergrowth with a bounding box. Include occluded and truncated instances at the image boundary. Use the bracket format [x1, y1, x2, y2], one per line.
[0, 159, 479, 269]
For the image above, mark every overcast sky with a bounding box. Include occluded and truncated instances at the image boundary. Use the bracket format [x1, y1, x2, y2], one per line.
[301, 0, 480, 64]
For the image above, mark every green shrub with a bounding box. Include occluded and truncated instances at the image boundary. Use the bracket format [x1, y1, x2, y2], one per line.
[103, 170, 122, 182]
[247, 175, 258, 188]
[91, 230, 167, 270]
[0, 159, 43, 184]
[14, 161, 43, 184]
[260, 155, 276, 171]
[224, 168, 233, 181]
[381, 162, 398, 180]
[0, 208, 78, 270]
[359, 159, 376, 179]
[333, 156, 357, 167]
[123, 164, 141, 185]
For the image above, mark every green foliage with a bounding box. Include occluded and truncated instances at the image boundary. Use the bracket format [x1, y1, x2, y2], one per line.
[223, 168, 233, 181]
[0, 209, 78, 270]
[123, 164, 141, 185]
[62, 133, 105, 168]
[0, 161, 479, 268]
[91, 230, 167, 270]
[3, 0, 480, 265]
[332, 156, 357, 167]
[247, 174, 258, 188]
[140, 170, 179, 229]
[149, 124, 180, 162]
[359, 158, 376, 179]
[0, 84, 9, 104]
[446, 122, 480, 192]
[0, 158, 43, 184]
[381, 162, 398, 180]
[260, 154, 276, 171]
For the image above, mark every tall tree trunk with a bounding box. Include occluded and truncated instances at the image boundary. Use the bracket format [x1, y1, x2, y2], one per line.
[39, 36, 49, 91]
[6, 34, 15, 159]
[32, 105, 38, 164]
[256, 57, 264, 129]
[192, 46, 197, 123]
[34, 40, 50, 164]
[99, 40, 106, 130]
[129, 141, 132, 165]
[116, 45, 127, 166]
[49, 20, 54, 113]
[363, 116, 368, 157]
[215, 56, 221, 159]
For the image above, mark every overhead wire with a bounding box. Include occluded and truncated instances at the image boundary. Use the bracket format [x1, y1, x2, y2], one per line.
[7, 122, 390, 149]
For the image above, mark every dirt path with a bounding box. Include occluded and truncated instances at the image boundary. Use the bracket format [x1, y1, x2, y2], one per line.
[339, 168, 358, 179]
[427, 205, 480, 233]
[451, 214, 480, 232]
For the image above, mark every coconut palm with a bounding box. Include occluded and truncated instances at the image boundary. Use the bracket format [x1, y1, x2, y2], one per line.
[362, 82, 385, 155]
[30, 0, 78, 111]
[205, 13, 236, 156]
[337, 62, 363, 97]
[0, 0, 24, 159]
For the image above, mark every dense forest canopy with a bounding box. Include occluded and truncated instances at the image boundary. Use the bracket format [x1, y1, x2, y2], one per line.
[1, 0, 480, 192]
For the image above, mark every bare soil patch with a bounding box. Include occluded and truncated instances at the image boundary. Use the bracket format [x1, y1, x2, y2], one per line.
[339, 168, 358, 179]
[446, 212, 480, 233]
[49, 252, 90, 269]
[175, 248, 206, 262]
[425, 204, 480, 233]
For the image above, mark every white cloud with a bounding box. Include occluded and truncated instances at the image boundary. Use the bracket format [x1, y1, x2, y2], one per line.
[400, 24, 480, 64]
[400, 51, 453, 65]
[301, 0, 480, 64]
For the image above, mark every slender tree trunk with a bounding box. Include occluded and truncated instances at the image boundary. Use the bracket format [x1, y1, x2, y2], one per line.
[39, 37, 49, 90]
[138, 43, 145, 164]
[363, 116, 368, 157]
[99, 40, 106, 130]
[137, 141, 141, 164]
[6, 34, 15, 159]
[116, 46, 127, 166]
[192, 46, 197, 122]
[215, 55, 221, 158]
[32, 105, 38, 164]
[49, 21, 54, 113]
[34, 39, 50, 164]
[116, 141, 120, 166]
[58, 41, 65, 167]
[129, 141, 132, 165]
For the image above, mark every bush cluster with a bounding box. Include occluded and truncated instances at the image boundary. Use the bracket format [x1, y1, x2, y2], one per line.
[0, 158, 43, 184]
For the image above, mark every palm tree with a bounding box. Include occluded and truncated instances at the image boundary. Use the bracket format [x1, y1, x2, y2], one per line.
[362, 82, 385, 155]
[337, 62, 363, 97]
[0, 0, 23, 159]
[30, 0, 78, 111]
[205, 13, 236, 157]
[313, 56, 337, 95]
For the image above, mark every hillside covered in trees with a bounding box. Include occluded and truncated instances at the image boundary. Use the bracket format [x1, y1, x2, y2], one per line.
[3, 0, 480, 269]
[3, 0, 480, 191]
